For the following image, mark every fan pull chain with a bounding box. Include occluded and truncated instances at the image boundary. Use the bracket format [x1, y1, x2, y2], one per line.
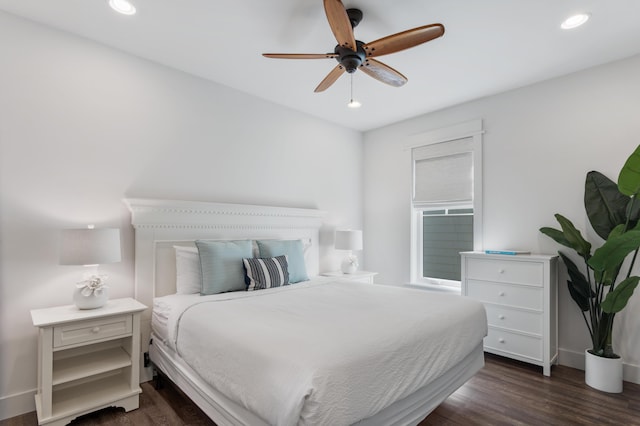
[348, 74, 361, 108]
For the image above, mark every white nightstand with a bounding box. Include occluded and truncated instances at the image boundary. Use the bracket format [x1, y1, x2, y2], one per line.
[30, 298, 147, 426]
[322, 270, 378, 284]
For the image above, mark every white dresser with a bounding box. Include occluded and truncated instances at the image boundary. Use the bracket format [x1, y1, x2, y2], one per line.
[460, 252, 558, 376]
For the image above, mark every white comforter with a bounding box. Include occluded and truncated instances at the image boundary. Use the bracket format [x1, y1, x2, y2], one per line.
[160, 280, 486, 426]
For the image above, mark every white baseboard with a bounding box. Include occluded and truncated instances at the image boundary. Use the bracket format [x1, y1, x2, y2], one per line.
[623, 362, 640, 384]
[558, 348, 640, 385]
[0, 388, 35, 421]
[558, 348, 585, 370]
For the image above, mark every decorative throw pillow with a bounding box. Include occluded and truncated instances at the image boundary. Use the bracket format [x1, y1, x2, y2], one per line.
[256, 239, 309, 283]
[196, 240, 253, 295]
[243, 255, 290, 291]
[174, 246, 202, 294]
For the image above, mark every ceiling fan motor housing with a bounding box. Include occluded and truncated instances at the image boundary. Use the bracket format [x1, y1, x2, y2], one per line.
[334, 41, 366, 73]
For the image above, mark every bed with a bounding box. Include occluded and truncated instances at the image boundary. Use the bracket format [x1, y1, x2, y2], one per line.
[125, 198, 487, 426]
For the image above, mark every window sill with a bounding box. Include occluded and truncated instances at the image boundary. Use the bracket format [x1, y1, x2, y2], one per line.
[404, 282, 461, 295]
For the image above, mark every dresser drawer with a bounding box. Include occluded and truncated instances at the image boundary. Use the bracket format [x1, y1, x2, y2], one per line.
[467, 280, 543, 310]
[485, 328, 542, 361]
[466, 257, 544, 286]
[53, 315, 132, 348]
[484, 304, 542, 335]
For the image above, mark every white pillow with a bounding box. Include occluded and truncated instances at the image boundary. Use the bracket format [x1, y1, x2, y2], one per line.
[174, 246, 202, 294]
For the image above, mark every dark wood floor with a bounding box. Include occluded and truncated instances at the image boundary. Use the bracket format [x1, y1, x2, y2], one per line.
[3, 354, 640, 425]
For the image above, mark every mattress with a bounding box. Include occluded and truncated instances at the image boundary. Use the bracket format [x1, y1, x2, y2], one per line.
[152, 279, 487, 426]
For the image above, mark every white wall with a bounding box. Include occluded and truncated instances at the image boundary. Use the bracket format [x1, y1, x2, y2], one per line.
[0, 12, 363, 418]
[363, 54, 640, 381]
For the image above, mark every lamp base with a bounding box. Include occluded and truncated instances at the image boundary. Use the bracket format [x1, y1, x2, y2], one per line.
[341, 253, 359, 274]
[73, 287, 108, 310]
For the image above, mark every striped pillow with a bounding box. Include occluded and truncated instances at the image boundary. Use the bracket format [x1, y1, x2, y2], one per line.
[243, 255, 290, 291]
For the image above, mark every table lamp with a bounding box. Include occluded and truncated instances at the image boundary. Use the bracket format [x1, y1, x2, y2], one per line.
[335, 229, 363, 274]
[60, 226, 121, 309]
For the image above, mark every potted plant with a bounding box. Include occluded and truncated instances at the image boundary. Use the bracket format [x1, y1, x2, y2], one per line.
[540, 144, 640, 393]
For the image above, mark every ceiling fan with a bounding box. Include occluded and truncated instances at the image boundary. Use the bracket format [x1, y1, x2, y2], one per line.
[263, 0, 445, 93]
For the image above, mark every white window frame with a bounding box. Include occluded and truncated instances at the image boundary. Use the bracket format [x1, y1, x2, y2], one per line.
[407, 120, 483, 286]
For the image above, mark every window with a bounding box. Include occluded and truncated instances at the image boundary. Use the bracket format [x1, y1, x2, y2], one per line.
[409, 121, 483, 288]
[420, 208, 473, 284]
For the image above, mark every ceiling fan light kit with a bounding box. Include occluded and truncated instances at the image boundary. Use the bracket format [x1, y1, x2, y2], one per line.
[263, 0, 445, 93]
[108, 0, 136, 15]
[561, 13, 590, 29]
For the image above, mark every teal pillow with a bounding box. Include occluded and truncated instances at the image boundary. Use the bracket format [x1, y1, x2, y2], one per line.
[256, 239, 309, 283]
[196, 240, 253, 295]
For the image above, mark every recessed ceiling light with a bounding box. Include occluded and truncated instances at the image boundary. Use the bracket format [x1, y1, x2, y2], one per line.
[109, 0, 136, 16]
[561, 13, 590, 30]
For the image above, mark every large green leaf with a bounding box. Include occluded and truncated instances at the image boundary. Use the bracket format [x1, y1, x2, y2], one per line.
[585, 171, 630, 239]
[608, 224, 626, 239]
[618, 144, 640, 196]
[588, 230, 640, 272]
[627, 197, 640, 226]
[596, 225, 626, 285]
[597, 263, 622, 286]
[539, 227, 571, 248]
[555, 214, 592, 259]
[601, 276, 640, 313]
[558, 252, 592, 311]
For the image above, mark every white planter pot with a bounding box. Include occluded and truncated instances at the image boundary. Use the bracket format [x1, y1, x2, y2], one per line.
[73, 287, 109, 310]
[585, 349, 623, 393]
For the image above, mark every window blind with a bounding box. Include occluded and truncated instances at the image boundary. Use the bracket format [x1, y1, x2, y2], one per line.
[412, 137, 474, 207]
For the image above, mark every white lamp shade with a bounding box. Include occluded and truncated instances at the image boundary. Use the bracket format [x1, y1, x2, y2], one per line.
[335, 230, 363, 251]
[60, 228, 122, 265]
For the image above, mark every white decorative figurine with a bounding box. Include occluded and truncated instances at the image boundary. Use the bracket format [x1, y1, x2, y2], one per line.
[74, 274, 109, 309]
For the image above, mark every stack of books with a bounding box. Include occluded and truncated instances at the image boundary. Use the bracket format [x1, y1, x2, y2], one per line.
[484, 250, 530, 255]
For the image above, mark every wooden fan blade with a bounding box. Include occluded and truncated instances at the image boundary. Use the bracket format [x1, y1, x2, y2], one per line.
[314, 64, 345, 92]
[363, 23, 444, 58]
[323, 0, 357, 50]
[263, 53, 338, 59]
[359, 58, 407, 87]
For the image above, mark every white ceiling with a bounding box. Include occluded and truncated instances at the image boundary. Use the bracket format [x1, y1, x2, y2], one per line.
[2, 0, 640, 131]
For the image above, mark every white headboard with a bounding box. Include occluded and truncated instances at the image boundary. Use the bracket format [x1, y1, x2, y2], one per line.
[124, 198, 326, 376]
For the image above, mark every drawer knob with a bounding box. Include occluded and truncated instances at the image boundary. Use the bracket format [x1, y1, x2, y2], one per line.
[498, 314, 505, 320]
[92, 327, 101, 334]
[498, 338, 505, 343]
[498, 269, 505, 274]
[499, 291, 505, 297]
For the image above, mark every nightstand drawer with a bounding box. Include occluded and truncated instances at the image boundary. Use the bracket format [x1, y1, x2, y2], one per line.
[484, 304, 542, 335]
[485, 328, 542, 360]
[54, 315, 132, 348]
[467, 280, 542, 310]
[466, 258, 543, 286]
